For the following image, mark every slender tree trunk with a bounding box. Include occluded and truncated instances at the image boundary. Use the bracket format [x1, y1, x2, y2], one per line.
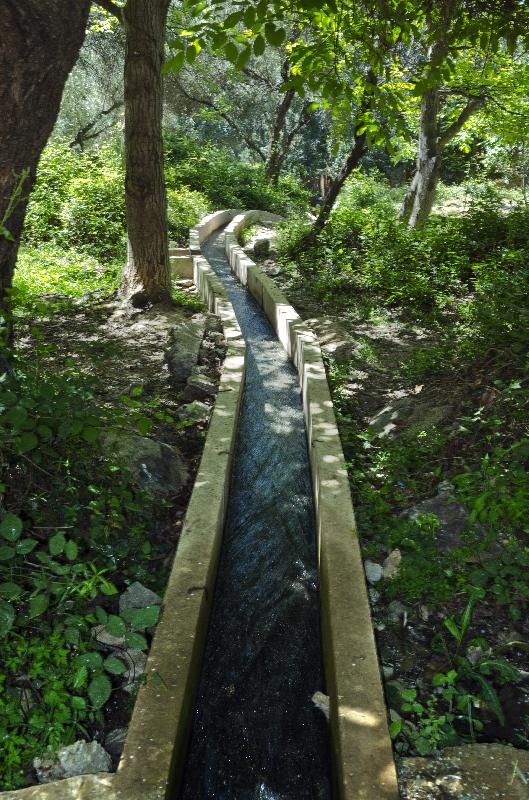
[297, 128, 366, 250]
[120, 0, 171, 306]
[265, 88, 295, 184]
[399, 86, 441, 228]
[0, 1, 90, 331]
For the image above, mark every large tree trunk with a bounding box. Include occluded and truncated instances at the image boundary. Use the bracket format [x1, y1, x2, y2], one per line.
[0, 1, 90, 330]
[399, 86, 441, 228]
[120, 0, 171, 306]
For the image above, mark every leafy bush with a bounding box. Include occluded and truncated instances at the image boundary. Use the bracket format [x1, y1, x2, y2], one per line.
[164, 131, 310, 215]
[24, 142, 126, 262]
[167, 185, 210, 245]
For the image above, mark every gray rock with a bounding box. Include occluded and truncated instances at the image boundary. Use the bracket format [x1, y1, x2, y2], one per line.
[368, 587, 380, 605]
[383, 549, 402, 580]
[165, 314, 206, 384]
[34, 740, 112, 783]
[383, 665, 395, 680]
[403, 494, 471, 553]
[104, 728, 127, 757]
[119, 581, 162, 613]
[253, 238, 271, 259]
[369, 397, 453, 439]
[184, 366, 217, 400]
[311, 691, 330, 720]
[103, 432, 188, 497]
[92, 624, 125, 649]
[388, 600, 408, 624]
[121, 648, 148, 693]
[177, 400, 211, 423]
[364, 560, 383, 584]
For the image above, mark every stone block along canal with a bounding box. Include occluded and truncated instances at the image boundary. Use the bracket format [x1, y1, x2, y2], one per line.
[178, 229, 332, 800]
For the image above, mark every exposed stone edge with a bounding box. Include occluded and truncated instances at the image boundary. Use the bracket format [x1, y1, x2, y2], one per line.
[223, 211, 400, 800]
[0, 213, 244, 800]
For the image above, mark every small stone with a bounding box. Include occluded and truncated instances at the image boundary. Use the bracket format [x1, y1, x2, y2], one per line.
[119, 581, 162, 613]
[253, 238, 271, 259]
[389, 709, 402, 723]
[102, 433, 188, 497]
[104, 728, 127, 757]
[92, 624, 125, 649]
[466, 645, 487, 666]
[364, 560, 383, 584]
[34, 740, 112, 783]
[368, 587, 380, 605]
[165, 314, 206, 384]
[122, 649, 148, 693]
[419, 604, 430, 622]
[177, 400, 211, 423]
[184, 367, 217, 400]
[383, 549, 402, 580]
[437, 480, 456, 496]
[383, 665, 395, 680]
[388, 600, 408, 624]
[312, 691, 330, 720]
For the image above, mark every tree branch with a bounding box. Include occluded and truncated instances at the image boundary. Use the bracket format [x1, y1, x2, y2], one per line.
[69, 98, 124, 148]
[438, 97, 484, 150]
[175, 80, 267, 161]
[93, 0, 124, 24]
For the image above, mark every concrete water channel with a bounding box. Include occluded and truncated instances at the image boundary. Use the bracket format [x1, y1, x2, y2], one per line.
[179, 230, 332, 799]
[0, 212, 397, 800]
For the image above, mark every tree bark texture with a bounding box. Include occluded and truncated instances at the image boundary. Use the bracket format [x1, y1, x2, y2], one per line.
[399, 85, 441, 228]
[0, 1, 90, 322]
[120, 0, 171, 306]
[265, 88, 296, 183]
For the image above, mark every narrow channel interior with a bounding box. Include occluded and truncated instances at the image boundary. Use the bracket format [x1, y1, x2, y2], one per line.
[178, 228, 332, 799]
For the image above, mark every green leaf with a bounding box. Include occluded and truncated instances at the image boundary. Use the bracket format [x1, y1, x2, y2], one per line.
[443, 617, 462, 643]
[0, 545, 16, 561]
[16, 538, 37, 555]
[473, 674, 505, 726]
[125, 605, 160, 630]
[224, 42, 239, 63]
[77, 651, 104, 671]
[389, 718, 402, 738]
[0, 513, 23, 542]
[95, 606, 108, 625]
[105, 615, 126, 638]
[28, 594, 49, 618]
[0, 599, 15, 636]
[17, 432, 39, 453]
[64, 540, 78, 561]
[81, 427, 99, 444]
[0, 582, 22, 600]
[163, 51, 185, 74]
[253, 34, 265, 56]
[264, 23, 285, 47]
[400, 688, 417, 702]
[104, 656, 128, 676]
[49, 532, 66, 556]
[88, 673, 112, 709]
[125, 631, 148, 650]
[71, 696, 87, 711]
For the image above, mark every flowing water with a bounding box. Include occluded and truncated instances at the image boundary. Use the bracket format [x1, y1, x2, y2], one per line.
[178, 229, 332, 800]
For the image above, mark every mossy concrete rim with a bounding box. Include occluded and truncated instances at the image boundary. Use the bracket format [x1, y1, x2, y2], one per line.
[224, 210, 400, 800]
[0, 213, 244, 800]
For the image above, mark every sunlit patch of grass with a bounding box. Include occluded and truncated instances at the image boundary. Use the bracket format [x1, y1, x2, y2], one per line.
[13, 245, 119, 309]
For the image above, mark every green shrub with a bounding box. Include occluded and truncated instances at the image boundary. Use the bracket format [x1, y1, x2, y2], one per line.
[167, 186, 210, 245]
[24, 142, 126, 262]
[164, 131, 310, 215]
